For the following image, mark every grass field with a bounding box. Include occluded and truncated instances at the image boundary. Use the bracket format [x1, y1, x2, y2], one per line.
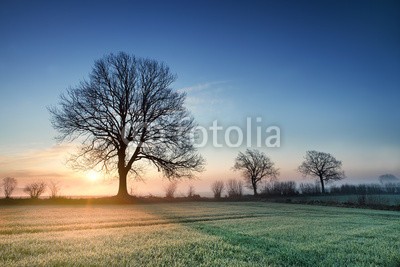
[1, 202, 399, 266]
[287, 194, 400, 206]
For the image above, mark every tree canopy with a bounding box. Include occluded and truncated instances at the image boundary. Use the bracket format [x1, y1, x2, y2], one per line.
[50, 52, 204, 197]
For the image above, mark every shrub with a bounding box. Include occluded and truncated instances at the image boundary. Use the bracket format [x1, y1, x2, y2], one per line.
[262, 181, 298, 196]
[23, 181, 46, 199]
[211, 180, 224, 199]
[227, 179, 243, 198]
[164, 181, 178, 198]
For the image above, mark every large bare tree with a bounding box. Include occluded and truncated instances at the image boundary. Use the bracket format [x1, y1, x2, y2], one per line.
[49, 52, 204, 198]
[233, 149, 279, 196]
[298, 150, 345, 194]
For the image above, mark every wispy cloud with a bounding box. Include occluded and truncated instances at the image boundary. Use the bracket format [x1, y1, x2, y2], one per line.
[0, 144, 75, 180]
[177, 81, 228, 94]
[177, 81, 234, 116]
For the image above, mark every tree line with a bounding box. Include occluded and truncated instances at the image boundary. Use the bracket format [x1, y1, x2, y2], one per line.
[210, 180, 400, 198]
[0, 178, 61, 199]
[2, 173, 399, 199]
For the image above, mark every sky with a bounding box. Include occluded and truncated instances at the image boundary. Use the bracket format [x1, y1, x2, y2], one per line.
[0, 0, 399, 197]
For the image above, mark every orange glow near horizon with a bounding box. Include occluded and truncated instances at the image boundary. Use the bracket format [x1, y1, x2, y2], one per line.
[0, 143, 399, 198]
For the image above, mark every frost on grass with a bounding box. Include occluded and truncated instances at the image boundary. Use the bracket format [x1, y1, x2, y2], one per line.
[0, 203, 399, 266]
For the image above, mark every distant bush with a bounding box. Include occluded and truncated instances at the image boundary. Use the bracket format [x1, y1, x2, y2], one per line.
[164, 181, 178, 198]
[299, 182, 321, 195]
[384, 183, 400, 194]
[187, 185, 195, 198]
[227, 179, 243, 198]
[186, 185, 201, 199]
[262, 181, 298, 196]
[188, 194, 201, 200]
[329, 183, 400, 195]
[211, 180, 224, 199]
[23, 181, 46, 199]
[48, 180, 61, 198]
[379, 174, 399, 184]
[2, 177, 17, 199]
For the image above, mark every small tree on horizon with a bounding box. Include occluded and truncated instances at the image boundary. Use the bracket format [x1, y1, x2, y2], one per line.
[233, 149, 279, 196]
[227, 179, 243, 198]
[378, 174, 399, 184]
[211, 180, 224, 199]
[48, 180, 61, 198]
[187, 184, 195, 198]
[164, 181, 178, 198]
[23, 181, 47, 199]
[2, 177, 17, 199]
[298, 150, 345, 194]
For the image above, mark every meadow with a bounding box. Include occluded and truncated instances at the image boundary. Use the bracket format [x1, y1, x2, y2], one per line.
[0, 202, 399, 266]
[287, 194, 400, 207]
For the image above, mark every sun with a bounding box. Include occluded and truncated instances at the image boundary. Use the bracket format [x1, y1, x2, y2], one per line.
[87, 170, 99, 181]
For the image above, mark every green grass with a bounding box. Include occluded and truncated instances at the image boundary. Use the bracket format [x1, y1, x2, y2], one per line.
[1, 202, 399, 266]
[288, 194, 400, 206]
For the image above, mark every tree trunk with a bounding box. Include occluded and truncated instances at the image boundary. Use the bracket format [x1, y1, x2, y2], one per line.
[117, 170, 129, 198]
[319, 176, 325, 194]
[253, 182, 258, 196]
[116, 147, 129, 198]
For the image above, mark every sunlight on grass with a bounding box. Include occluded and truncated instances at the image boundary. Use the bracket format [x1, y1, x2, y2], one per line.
[0, 203, 399, 266]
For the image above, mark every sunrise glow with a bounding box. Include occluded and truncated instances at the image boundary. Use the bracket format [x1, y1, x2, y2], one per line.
[87, 170, 100, 181]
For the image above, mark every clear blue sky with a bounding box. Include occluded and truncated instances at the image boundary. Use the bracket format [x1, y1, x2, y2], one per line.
[0, 0, 399, 195]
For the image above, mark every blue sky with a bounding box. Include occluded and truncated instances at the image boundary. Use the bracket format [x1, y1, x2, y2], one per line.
[0, 0, 399, 195]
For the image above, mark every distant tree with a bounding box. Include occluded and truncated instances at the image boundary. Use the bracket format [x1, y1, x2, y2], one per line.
[384, 183, 400, 194]
[48, 180, 61, 198]
[227, 179, 243, 198]
[233, 149, 279, 196]
[329, 183, 389, 195]
[298, 150, 345, 194]
[164, 181, 178, 198]
[211, 180, 224, 199]
[262, 181, 297, 196]
[49, 52, 204, 198]
[2, 177, 17, 199]
[23, 182, 46, 199]
[379, 174, 399, 184]
[299, 182, 321, 195]
[187, 184, 195, 198]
